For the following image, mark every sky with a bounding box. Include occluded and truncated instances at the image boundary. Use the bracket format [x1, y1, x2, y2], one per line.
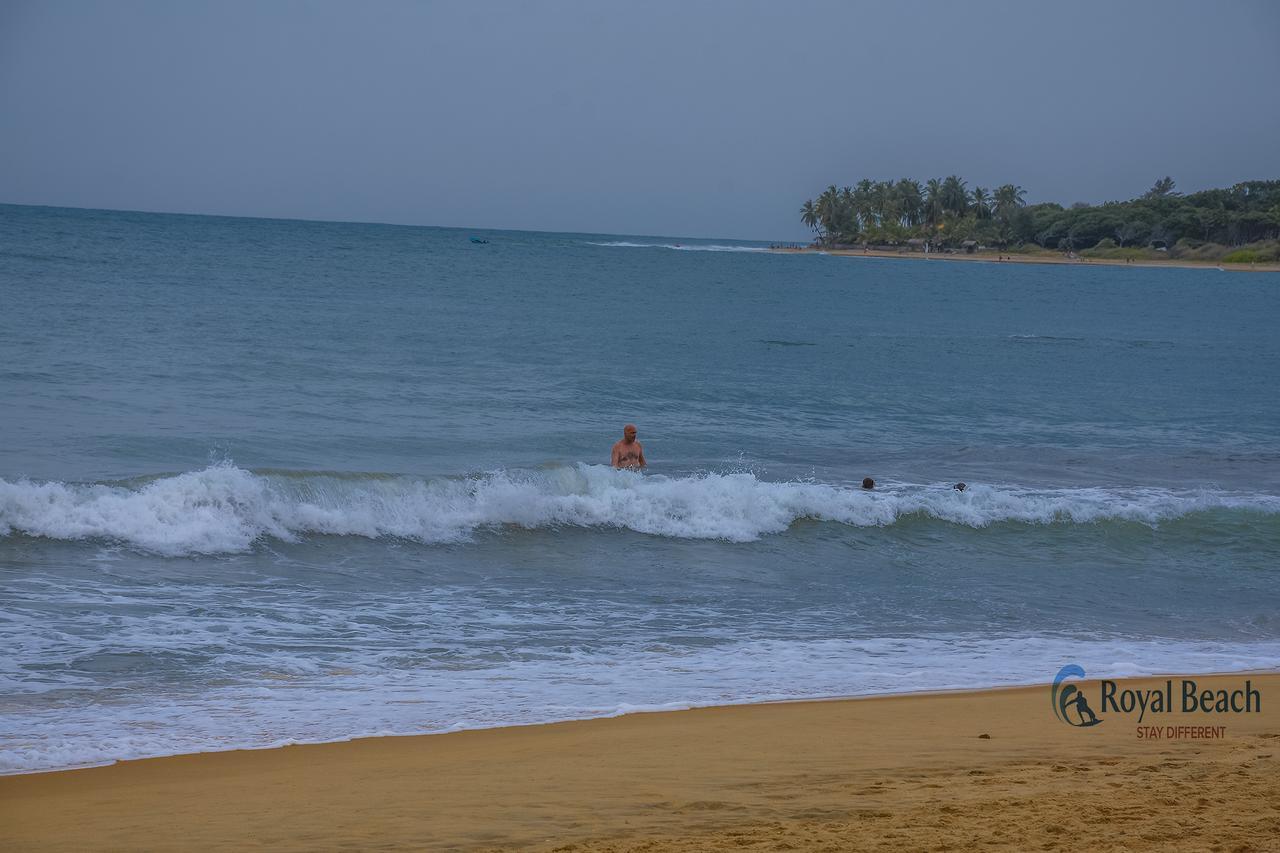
[2, 0, 1278, 240]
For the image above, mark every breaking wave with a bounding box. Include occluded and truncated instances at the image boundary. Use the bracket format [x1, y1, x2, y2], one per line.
[2, 464, 1278, 556]
[587, 240, 769, 252]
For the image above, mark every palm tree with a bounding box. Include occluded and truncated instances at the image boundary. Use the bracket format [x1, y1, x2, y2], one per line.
[896, 179, 923, 227]
[815, 185, 845, 242]
[854, 179, 875, 232]
[924, 178, 945, 228]
[970, 187, 991, 220]
[840, 186, 857, 236]
[941, 175, 968, 216]
[872, 181, 897, 227]
[800, 199, 819, 234]
[993, 184, 1027, 219]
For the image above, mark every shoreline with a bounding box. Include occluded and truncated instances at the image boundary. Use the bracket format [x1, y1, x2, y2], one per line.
[772, 245, 1280, 272]
[3, 672, 1276, 851]
[6, 667, 1273, 780]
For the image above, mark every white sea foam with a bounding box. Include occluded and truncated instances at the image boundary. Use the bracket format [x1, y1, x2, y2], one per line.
[587, 240, 769, 252]
[1, 464, 1278, 556]
[3, 634, 1277, 774]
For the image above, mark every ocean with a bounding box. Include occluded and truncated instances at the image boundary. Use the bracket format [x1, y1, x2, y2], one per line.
[2, 203, 1278, 774]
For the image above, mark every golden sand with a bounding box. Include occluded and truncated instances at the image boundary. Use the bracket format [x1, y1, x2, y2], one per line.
[773, 246, 1280, 272]
[2, 673, 1277, 851]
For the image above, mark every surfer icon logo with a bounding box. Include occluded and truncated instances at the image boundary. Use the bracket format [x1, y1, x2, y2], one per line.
[1052, 664, 1102, 727]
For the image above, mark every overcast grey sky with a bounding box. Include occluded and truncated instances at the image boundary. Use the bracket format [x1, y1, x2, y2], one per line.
[2, 1, 1277, 240]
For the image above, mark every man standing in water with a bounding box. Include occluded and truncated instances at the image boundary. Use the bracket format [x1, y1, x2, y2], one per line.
[611, 423, 646, 470]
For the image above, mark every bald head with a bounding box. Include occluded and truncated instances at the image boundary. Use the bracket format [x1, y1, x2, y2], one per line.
[623, 424, 637, 442]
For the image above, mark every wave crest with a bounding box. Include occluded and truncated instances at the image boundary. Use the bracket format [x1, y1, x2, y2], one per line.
[1, 464, 1277, 556]
[587, 241, 768, 252]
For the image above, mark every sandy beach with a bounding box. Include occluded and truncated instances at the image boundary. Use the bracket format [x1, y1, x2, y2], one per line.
[2, 672, 1276, 851]
[773, 246, 1280, 272]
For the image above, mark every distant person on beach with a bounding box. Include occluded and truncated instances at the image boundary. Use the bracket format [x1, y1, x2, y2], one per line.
[611, 424, 646, 470]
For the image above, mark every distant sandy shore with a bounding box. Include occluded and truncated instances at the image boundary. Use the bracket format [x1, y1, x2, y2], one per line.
[2, 672, 1277, 851]
[773, 246, 1280, 272]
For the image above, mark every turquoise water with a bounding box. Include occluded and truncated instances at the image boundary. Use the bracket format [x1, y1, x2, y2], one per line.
[2, 203, 1279, 772]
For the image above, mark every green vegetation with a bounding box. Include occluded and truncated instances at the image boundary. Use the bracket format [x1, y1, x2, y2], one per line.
[799, 177, 1280, 262]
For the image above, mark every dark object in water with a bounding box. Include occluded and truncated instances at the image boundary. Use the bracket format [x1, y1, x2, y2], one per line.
[954, 482, 967, 491]
[469, 237, 489, 244]
[862, 477, 875, 490]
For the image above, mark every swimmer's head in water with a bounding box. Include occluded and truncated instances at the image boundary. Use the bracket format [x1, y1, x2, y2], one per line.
[954, 482, 967, 492]
[623, 424, 637, 442]
[862, 477, 875, 490]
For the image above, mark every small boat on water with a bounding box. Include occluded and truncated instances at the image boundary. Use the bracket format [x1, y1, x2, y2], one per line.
[469, 237, 489, 244]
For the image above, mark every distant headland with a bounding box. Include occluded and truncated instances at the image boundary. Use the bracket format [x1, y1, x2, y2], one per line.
[793, 177, 1280, 270]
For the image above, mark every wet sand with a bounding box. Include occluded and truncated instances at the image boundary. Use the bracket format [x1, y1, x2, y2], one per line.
[2, 673, 1277, 851]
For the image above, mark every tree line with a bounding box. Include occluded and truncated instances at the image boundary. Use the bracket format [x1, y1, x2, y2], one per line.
[799, 176, 1280, 260]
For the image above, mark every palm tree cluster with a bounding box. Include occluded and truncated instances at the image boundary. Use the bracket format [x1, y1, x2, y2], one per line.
[800, 176, 1026, 246]
[801, 176, 1280, 257]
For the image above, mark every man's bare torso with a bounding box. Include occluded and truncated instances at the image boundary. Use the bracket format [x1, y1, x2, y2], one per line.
[611, 439, 643, 469]
[611, 426, 645, 469]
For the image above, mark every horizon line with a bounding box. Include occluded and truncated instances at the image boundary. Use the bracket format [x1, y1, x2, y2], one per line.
[0, 200, 790, 246]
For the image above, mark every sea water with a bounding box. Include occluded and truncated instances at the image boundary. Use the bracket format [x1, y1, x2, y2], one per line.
[2, 203, 1278, 773]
